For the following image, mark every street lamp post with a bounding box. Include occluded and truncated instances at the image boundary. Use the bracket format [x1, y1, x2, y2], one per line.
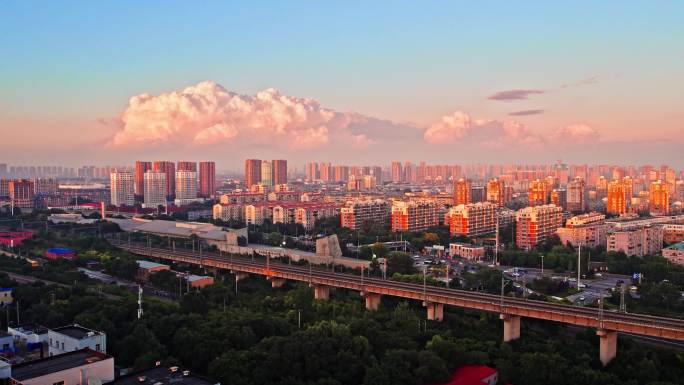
[540, 255, 544, 277]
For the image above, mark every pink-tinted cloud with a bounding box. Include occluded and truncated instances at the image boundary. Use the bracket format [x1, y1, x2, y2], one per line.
[560, 76, 599, 89]
[424, 111, 543, 148]
[350, 133, 375, 149]
[487, 89, 544, 101]
[109, 81, 359, 150]
[552, 123, 599, 142]
[508, 109, 544, 116]
[423, 110, 472, 144]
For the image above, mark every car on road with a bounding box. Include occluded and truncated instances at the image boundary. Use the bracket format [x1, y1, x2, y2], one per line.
[579, 296, 586, 302]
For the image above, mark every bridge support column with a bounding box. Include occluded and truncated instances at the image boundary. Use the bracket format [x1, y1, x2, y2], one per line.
[314, 285, 330, 300]
[597, 329, 617, 366]
[364, 293, 381, 311]
[233, 272, 249, 282]
[425, 302, 444, 321]
[500, 314, 521, 342]
[270, 277, 286, 288]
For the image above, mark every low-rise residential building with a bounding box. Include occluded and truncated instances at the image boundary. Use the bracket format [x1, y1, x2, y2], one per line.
[136, 260, 171, 281]
[111, 365, 220, 385]
[340, 199, 391, 230]
[445, 202, 497, 237]
[663, 224, 684, 244]
[0, 331, 14, 356]
[662, 242, 684, 266]
[219, 192, 265, 204]
[449, 243, 486, 261]
[187, 274, 214, 288]
[391, 200, 441, 232]
[244, 203, 272, 226]
[212, 203, 244, 222]
[7, 324, 49, 346]
[607, 225, 664, 257]
[48, 324, 106, 356]
[556, 212, 607, 248]
[5, 348, 114, 385]
[515, 205, 563, 250]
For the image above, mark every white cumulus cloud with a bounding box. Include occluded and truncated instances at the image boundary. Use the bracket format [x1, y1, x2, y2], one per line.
[110, 81, 356, 150]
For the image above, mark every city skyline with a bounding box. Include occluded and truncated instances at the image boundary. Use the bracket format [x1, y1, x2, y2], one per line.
[2, 2, 683, 166]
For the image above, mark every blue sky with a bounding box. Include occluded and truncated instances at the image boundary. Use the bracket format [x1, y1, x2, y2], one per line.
[1, 1, 683, 167]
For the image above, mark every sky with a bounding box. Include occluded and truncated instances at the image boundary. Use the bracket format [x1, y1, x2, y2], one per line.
[1, 1, 683, 170]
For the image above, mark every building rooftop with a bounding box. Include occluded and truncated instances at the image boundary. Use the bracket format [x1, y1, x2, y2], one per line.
[111, 366, 219, 385]
[10, 324, 49, 335]
[51, 324, 103, 340]
[665, 242, 684, 251]
[187, 274, 212, 283]
[137, 260, 170, 270]
[10, 349, 110, 381]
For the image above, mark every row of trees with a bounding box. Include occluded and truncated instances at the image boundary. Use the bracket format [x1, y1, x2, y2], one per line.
[5, 269, 684, 385]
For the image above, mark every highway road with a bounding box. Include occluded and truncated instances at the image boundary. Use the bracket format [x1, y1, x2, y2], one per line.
[110, 240, 684, 341]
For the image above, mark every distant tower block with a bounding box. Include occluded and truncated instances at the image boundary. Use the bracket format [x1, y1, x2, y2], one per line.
[316, 234, 342, 258]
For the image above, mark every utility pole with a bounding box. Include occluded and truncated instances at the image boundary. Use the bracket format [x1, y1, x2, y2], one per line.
[137, 286, 143, 319]
[540, 255, 544, 277]
[422, 266, 427, 303]
[577, 244, 582, 289]
[494, 212, 499, 266]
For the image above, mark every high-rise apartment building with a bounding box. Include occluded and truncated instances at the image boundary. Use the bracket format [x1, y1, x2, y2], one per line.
[446, 202, 498, 237]
[607, 179, 628, 215]
[649, 180, 669, 216]
[340, 199, 391, 230]
[260, 160, 273, 187]
[175, 171, 197, 202]
[198, 161, 216, 198]
[515, 205, 563, 250]
[528, 179, 548, 206]
[306, 162, 319, 182]
[177, 161, 197, 172]
[134, 161, 152, 202]
[486, 178, 510, 206]
[566, 177, 586, 213]
[8, 179, 35, 210]
[153, 161, 175, 199]
[143, 171, 167, 208]
[33, 178, 58, 195]
[454, 178, 471, 206]
[272, 160, 287, 186]
[333, 165, 349, 182]
[391, 161, 403, 183]
[391, 200, 440, 232]
[245, 159, 262, 188]
[318, 162, 331, 182]
[110, 170, 134, 207]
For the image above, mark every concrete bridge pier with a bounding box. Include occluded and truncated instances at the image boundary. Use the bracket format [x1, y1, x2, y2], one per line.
[500, 314, 521, 342]
[364, 292, 382, 311]
[270, 277, 286, 288]
[425, 302, 444, 321]
[233, 272, 249, 282]
[314, 285, 330, 300]
[597, 329, 617, 366]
